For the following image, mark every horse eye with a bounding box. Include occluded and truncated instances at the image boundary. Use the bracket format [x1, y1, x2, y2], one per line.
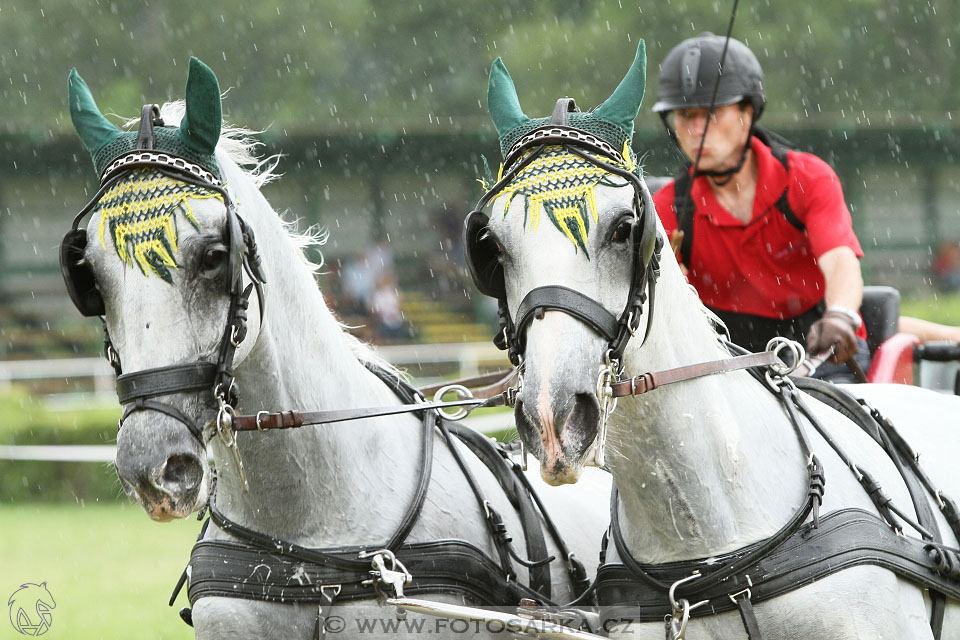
[200, 244, 229, 274]
[610, 219, 634, 243]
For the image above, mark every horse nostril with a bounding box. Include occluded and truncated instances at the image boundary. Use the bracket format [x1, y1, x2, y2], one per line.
[158, 454, 203, 494]
[569, 393, 600, 438]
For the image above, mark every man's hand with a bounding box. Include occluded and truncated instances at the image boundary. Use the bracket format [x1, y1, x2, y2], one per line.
[806, 311, 859, 364]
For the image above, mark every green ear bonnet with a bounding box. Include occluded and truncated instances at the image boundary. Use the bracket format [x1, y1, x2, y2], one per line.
[487, 40, 647, 174]
[68, 57, 223, 183]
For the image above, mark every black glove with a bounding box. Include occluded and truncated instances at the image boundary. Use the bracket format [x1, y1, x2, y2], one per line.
[806, 311, 859, 364]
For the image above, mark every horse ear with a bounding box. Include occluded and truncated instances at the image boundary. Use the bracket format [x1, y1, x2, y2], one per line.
[487, 58, 530, 138]
[68, 69, 123, 154]
[593, 40, 647, 140]
[179, 57, 222, 155]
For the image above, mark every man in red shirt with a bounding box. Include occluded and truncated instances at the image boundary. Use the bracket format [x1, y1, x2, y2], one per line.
[650, 33, 869, 381]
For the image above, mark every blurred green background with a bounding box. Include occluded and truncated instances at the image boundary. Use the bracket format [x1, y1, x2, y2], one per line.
[1, 1, 958, 637]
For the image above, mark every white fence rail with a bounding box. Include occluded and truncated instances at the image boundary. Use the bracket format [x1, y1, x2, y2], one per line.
[0, 342, 508, 395]
[0, 342, 514, 461]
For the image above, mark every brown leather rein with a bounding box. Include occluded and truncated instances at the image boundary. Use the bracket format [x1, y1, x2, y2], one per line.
[609, 351, 778, 397]
[228, 352, 778, 432]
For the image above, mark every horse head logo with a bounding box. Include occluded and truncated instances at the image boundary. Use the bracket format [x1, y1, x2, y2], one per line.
[7, 583, 56, 636]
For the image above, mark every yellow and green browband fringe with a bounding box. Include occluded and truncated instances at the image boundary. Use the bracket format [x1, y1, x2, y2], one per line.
[95, 169, 223, 282]
[488, 145, 634, 258]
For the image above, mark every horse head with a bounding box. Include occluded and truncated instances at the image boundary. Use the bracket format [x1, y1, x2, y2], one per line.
[63, 58, 265, 521]
[468, 41, 664, 486]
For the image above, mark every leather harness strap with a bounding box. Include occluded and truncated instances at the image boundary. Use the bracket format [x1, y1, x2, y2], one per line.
[175, 364, 595, 625]
[417, 369, 518, 399]
[230, 394, 507, 431]
[116, 362, 218, 403]
[609, 351, 778, 397]
[235, 352, 780, 431]
[516, 286, 620, 344]
[187, 538, 545, 607]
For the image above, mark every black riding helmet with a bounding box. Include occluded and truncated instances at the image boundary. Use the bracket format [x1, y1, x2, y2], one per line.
[653, 32, 765, 118]
[654, 33, 765, 180]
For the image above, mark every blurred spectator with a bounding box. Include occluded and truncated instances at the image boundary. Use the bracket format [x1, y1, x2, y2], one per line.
[427, 206, 471, 308]
[932, 242, 960, 292]
[341, 249, 376, 314]
[341, 241, 395, 315]
[369, 271, 409, 341]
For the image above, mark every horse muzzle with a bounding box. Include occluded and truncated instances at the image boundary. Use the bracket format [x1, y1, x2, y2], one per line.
[115, 421, 208, 521]
[514, 387, 599, 486]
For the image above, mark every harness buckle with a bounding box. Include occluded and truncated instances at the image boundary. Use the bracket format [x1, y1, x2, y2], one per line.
[320, 584, 342, 599]
[229, 323, 243, 348]
[502, 361, 524, 409]
[432, 384, 474, 421]
[665, 572, 708, 640]
[626, 310, 639, 338]
[727, 574, 754, 604]
[766, 337, 806, 378]
[360, 550, 413, 617]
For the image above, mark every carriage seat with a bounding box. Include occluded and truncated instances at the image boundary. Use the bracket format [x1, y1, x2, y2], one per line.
[860, 285, 900, 356]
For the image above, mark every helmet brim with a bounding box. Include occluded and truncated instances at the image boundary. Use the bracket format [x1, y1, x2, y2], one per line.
[651, 93, 744, 113]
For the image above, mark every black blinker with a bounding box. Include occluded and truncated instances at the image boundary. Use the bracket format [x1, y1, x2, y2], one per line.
[464, 210, 506, 300]
[60, 228, 105, 317]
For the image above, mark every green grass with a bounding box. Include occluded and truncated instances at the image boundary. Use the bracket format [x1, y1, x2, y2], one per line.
[901, 292, 960, 326]
[1, 502, 200, 639]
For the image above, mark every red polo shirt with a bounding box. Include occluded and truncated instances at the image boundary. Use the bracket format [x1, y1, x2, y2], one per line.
[653, 137, 863, 320]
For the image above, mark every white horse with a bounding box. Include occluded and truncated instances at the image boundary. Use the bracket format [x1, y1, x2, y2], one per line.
[476, 42, 960, 639]
[64, 58, 611, 639]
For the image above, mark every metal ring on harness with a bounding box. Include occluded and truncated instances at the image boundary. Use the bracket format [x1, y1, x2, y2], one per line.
[766, 337, 806, 377]
[432, 384, 475, 421]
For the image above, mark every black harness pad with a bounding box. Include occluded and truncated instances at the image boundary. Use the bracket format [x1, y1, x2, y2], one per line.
[597, 508, 960, 624]
[187, 538, 544, 606]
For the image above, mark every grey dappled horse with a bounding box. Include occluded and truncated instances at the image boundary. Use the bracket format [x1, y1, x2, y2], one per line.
[63, 58, 611, 639]
[468, 40, 960, 639]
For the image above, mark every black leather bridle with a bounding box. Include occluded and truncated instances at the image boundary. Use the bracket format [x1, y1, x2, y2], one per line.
[59, 104, 267, 460]
[464, 99, 663, 370]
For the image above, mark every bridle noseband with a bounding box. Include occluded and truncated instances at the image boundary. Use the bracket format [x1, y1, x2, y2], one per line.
[60, 105, 267, 486]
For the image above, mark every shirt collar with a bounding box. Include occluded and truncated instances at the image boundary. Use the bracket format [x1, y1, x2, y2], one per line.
[689, 135, 787, 225]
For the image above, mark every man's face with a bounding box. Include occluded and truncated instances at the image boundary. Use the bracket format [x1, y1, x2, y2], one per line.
[668, 103, 753, 173]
